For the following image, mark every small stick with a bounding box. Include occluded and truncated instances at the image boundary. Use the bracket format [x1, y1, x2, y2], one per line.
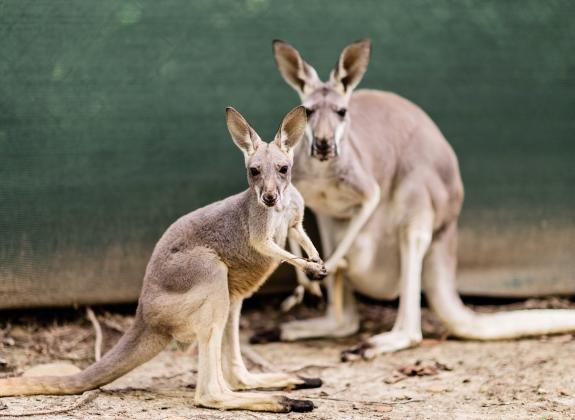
[100, 317, 127, 333]
[241, 346, 276, 372]
[289, 363, 336, 373]
[0, 390, 99, 417]
[311, 396, 424, 406]
[86, 307, 103, 362]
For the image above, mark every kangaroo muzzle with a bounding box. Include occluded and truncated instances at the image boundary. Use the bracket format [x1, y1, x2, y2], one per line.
[261, 192, 278, 207]
[311, 137, 338, 161]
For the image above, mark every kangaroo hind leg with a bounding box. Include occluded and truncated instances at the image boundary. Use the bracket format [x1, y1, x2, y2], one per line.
[342, 210, 432, 361]
[192, 261, 313, 412]
[222, 299, 322, 391]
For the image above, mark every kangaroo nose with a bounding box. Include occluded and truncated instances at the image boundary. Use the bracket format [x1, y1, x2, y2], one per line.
[314, 138, 331, 153]
[262, 193, 277, 207]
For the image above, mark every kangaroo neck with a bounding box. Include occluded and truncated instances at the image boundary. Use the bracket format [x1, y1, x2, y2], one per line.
[245, 187, 285, 221]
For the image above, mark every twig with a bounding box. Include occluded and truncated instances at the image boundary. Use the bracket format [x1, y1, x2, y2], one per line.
[311, 396, 424, 406]
[99, 317, 126, 333]
[481, 401, 515, 407]
[237, 412, 260, 419]
[289, 363, 336, 373]
[0, 390, 99, 417]
[59, 330, 93, 350]
[86, 307, 103, 362]
[241, 346, 276, 372]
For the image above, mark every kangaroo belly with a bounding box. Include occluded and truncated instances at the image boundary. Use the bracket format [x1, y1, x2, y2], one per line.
[333, 208, 401, 300]
[346, 234, 400, 300]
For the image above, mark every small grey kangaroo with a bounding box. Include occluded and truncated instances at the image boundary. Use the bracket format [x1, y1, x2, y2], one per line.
[0, 106, 326, 413]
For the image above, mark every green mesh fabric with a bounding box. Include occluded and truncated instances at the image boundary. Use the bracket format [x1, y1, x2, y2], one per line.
[1, 1, 574, 307]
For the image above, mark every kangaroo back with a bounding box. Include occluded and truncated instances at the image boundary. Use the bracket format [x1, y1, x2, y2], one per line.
[0, 311, 170, 396]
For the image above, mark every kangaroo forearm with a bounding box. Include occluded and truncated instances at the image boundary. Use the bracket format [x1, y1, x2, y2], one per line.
[288, 226, 320, 260]
[255, 240, 307, 270]
[288, 237, 314, 287]
[325, 186, 380, 272]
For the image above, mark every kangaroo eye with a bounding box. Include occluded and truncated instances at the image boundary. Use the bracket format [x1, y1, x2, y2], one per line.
[279, 165, 289, 174]
[304, 107, 315, 118]
[336, 108, 347, 118]
[249, 167, 260, 176]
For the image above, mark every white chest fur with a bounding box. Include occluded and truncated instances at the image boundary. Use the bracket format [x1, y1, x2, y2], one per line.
[295, 178, 362, 219]
[266, 199, 298, 248]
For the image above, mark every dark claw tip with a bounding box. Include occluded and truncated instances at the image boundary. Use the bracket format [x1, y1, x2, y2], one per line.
[294, 376, 323, 389]
[305, 267, 328, 281]
[249, 327, 282, 344]
[281, 397, 315, 412]
[340, 342, 373, 362]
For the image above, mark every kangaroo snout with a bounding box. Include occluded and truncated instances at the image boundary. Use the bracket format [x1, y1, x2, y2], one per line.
[262, 192, 278, 207]
[312, 137, 337, 161]
[315, 137, 330, 148]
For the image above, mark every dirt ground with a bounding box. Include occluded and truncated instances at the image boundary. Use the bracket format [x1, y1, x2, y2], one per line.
[1, 296, 574, 419]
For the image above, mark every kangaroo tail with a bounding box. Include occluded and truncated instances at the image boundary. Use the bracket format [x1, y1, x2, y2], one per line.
[430, 290, 575, 340]
[0, 311, 171, 397]
[424, 223, 575, 340]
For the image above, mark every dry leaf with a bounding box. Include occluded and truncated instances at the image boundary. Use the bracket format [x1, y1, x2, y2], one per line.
[384, 372, 407, 384]
[375, 404, 393, 413]
[398, 359, 452, 377]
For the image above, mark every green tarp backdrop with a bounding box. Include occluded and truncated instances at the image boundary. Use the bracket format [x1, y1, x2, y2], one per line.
[1, 0, 574, 308]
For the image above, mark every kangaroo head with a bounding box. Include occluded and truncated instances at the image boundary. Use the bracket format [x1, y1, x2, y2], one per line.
[273, 39, 371, 162]
[226, 106, 307, 208]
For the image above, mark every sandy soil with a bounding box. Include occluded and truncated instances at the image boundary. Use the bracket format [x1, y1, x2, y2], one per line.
[1, 296, 574, 419]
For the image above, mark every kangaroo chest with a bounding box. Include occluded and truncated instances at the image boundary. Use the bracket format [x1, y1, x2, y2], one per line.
[227, 211, 291, 299]
[294, 177, 364, 219]
[267, 206, 294, 247]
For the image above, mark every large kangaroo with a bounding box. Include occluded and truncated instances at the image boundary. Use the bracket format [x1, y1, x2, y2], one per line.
[0, 106, 326, 413]
[254, 39, 575, 361]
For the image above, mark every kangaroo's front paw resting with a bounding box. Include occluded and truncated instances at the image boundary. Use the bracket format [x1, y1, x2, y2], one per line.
[303, 259, 328, 281]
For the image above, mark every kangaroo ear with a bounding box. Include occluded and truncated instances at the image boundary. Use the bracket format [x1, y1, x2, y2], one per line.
[330, 38, 371, 95]
[274, 106, 307, 154]
[226, 107, 262, 159]
[273, 40, 321, 97]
